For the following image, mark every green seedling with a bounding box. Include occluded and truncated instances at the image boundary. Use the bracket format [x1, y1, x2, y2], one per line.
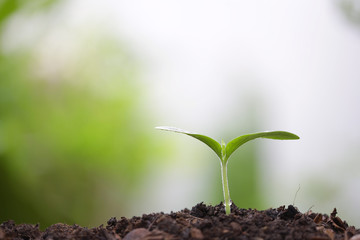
[156, 126, 299, 214]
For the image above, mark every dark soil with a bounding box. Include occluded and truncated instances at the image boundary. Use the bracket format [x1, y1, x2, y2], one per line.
[1, 203, 359, 240]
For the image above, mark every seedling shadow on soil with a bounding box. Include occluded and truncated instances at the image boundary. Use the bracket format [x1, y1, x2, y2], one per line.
[1, 202, 359, 240]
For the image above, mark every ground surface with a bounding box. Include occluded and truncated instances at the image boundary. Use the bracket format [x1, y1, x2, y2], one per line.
[1, 203, 359, 240]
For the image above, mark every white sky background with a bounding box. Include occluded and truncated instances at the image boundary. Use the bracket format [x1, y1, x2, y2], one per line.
[6, 0, 360, 225]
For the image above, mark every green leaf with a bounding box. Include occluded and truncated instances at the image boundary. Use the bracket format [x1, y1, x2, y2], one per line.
[155, 126, 222, 159]
[225, 131, 299, 162]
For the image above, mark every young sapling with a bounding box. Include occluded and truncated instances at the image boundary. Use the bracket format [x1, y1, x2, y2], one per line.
[156, 126, 299, 214]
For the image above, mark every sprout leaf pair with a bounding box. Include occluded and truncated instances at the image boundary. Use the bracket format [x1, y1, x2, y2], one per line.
[156, 126, 299, 214]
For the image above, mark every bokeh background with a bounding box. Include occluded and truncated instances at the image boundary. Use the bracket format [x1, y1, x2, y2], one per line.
[1, 0, 360, 228]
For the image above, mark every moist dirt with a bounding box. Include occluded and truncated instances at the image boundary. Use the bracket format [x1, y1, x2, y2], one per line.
[1, 202, 359, 240]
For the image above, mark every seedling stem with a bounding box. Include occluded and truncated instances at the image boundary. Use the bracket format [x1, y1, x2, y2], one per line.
[221, 161, 231, 214]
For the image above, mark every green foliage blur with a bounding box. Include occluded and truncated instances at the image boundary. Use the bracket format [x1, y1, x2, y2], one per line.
[338, 0, 360, 26]
[0, 0, 269, 229]
[0, 0, 163, 228]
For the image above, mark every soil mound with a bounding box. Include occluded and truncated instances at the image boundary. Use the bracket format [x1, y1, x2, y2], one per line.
[1, 203, 359, 239]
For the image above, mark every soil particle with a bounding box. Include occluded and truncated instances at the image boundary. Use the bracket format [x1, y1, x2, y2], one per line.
[190, 228, 204, 239]
[1, 202, 359, 240]
[350, 235, 360, 240]
[123, 228, 150, 240]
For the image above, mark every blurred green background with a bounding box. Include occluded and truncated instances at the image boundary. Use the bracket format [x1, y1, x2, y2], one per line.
[0, 0, 168, 228]
[0, 0, 264, 228]
[1, 0, 360, 229]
